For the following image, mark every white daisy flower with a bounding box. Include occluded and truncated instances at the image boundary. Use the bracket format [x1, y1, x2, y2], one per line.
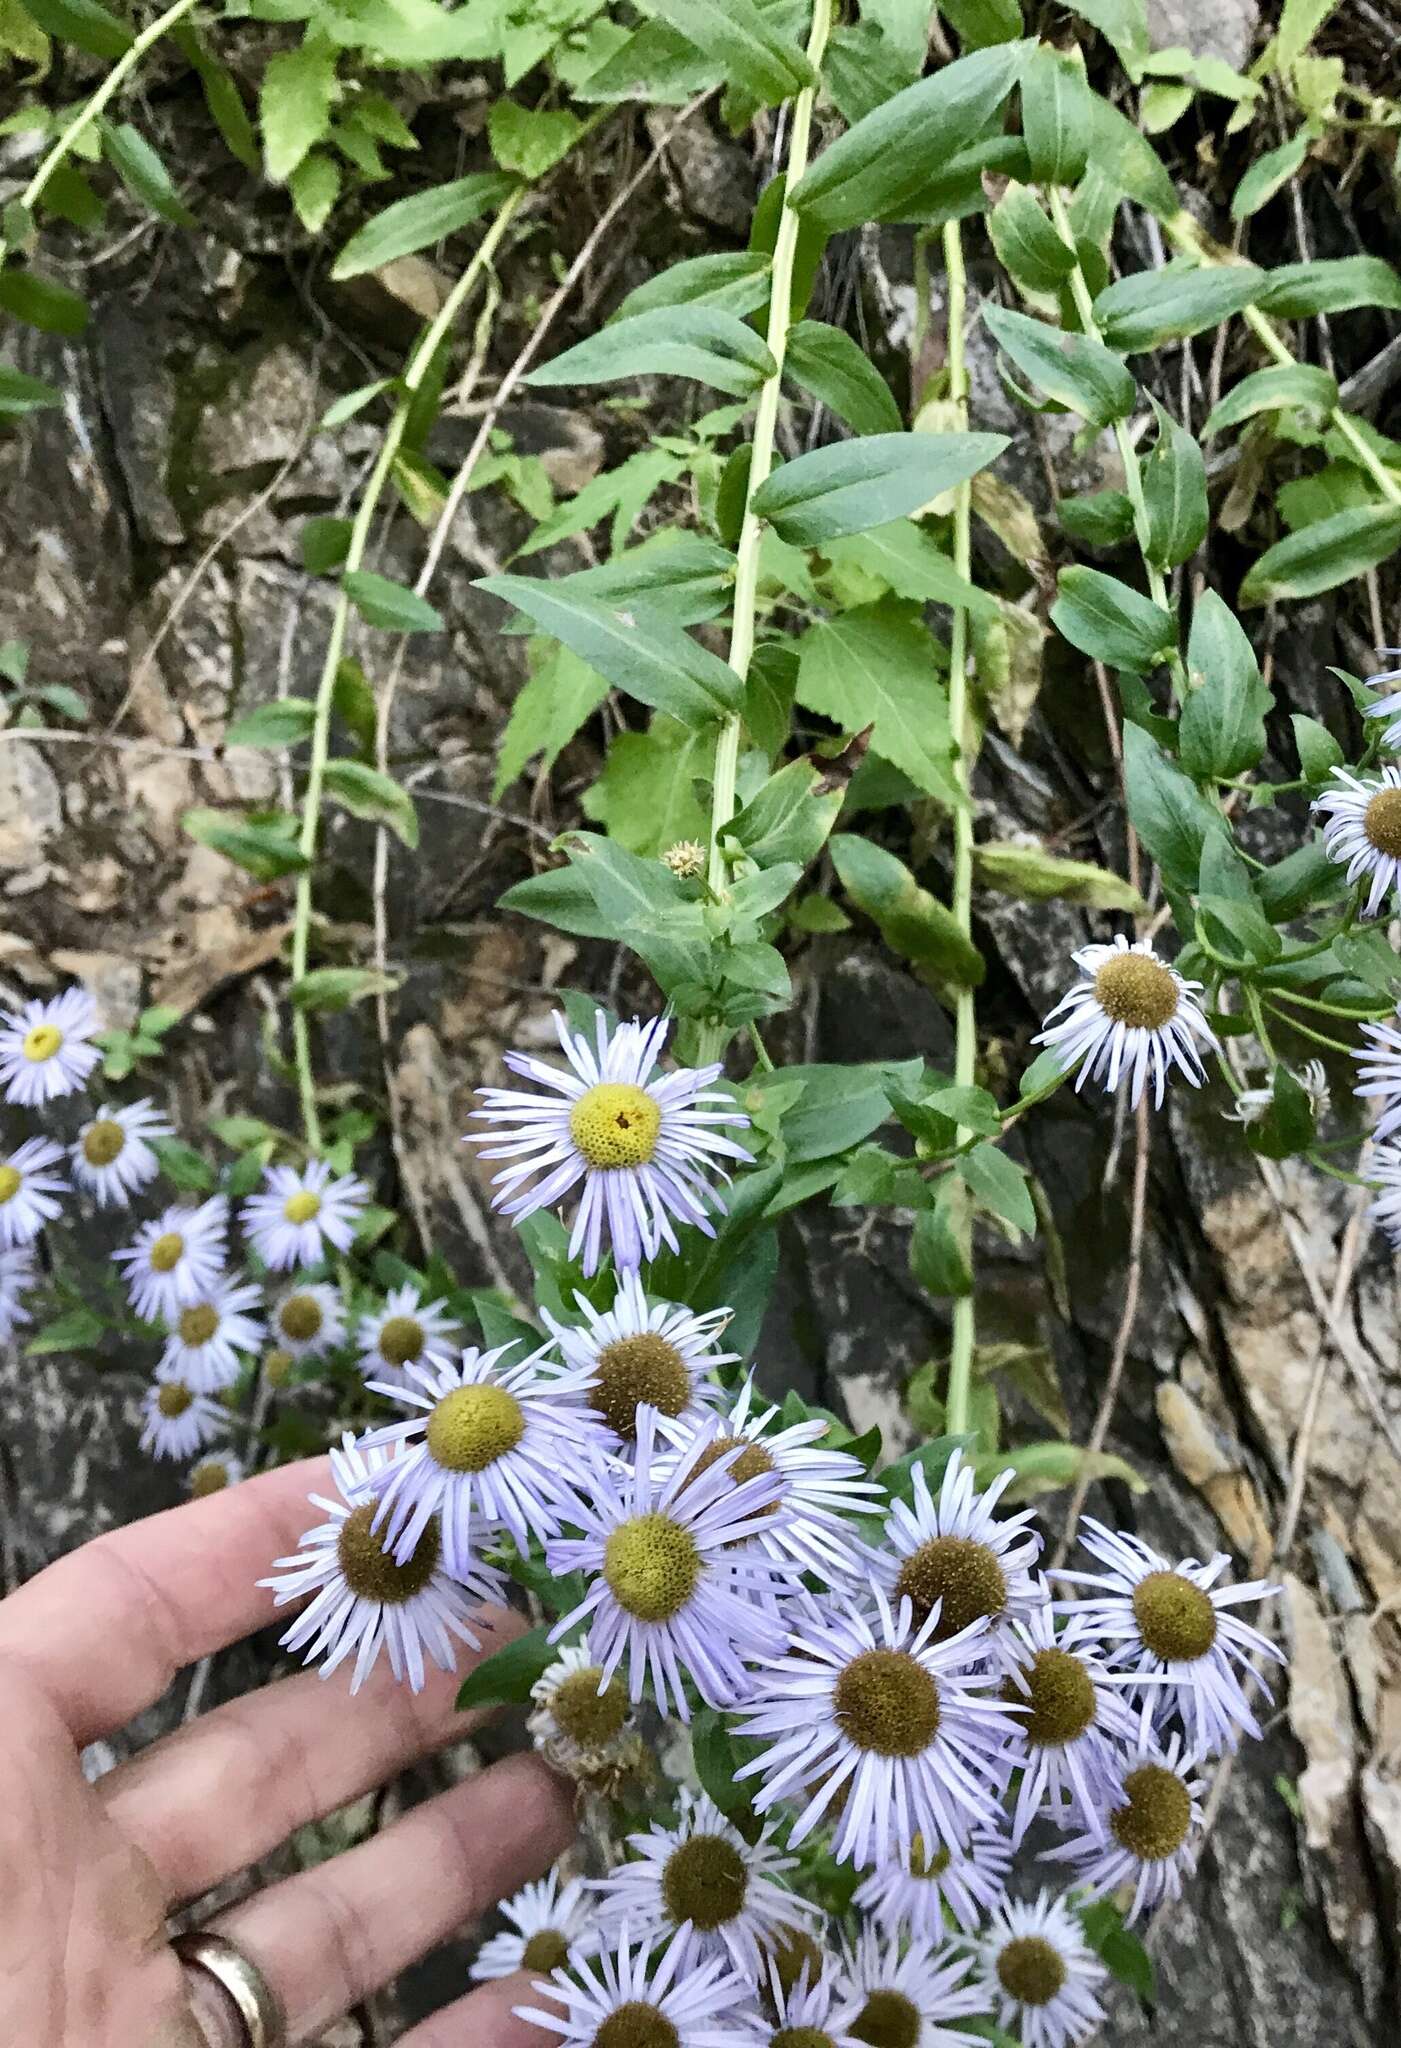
[853, 1825, 1012, 1939]
[546, 1405, 792, 1721]
[1035, 936, 1216, 1109]
[1042, 1732, 1206, 1922]
[1054, 1518, 1282, 1756]
[833, 1926, 986, 2048]
[516, 1924, 752, 2048]
[738, 1963, 864, 2048]
[864, 1449, 1044, 1667]
[528, 1643, 640, 1782]
[188, 1452, 246, 1498]
[733, 1585, 1019, 1869]
[70, 1098, 173, 1207]
[0, 1242, 37, 1342]
[999, 1589, 1141, 1842]
[1354, 1011, 1401, 1141]
[470, 1870, 596, 1983]
[1314, 762, 1401, 915]
[593, 1789, 815, 1978]
[542, 1268, 731, 1452]
[156, 1271, 264, 1394]
[271, 1278, 345, 1361]
[0, 1135, 69, 1247]
[260, 1432, 506, 1694]
[361, 1341, 605, 1577]
[977, 1891, 1107, 2048]
[240, 1158, 369, 1271]
[0, 984, 101, 1106]
[1364, 653, 1401, 749]
[468, 1010, 753, 1276]
[357, 1282, 459, 1384]
[114, 1196, 229, 1322]
[138, 1377, 229, 1462]
[1225, 1058, 1329, 1129]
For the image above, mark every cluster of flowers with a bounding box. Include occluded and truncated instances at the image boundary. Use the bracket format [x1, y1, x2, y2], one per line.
[251, 1009, 1282, 2048]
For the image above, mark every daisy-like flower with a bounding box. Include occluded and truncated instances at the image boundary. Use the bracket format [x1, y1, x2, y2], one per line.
[738, 1962, 863, 2048]
[70, 1098, 172, 1206]
[1368, 1139, 1401, 1244]
[516, 1924, 752, 2048]
[156, 1271, 264, 1394]
[1043, 1733, 1205, 1922]
[1314, 763, 1401, 917]
[138, 1378, 229, 1462]
[1353, 1009, 1401, 1141]
[241, 1159, 369, 1272]
[999, 1590, 1141, 1843]
[188, 1451, 246, 1498]
[361, 1341, 603, 1577]
[546, 1406, 791, 1721]
[0, 984, 100, 1106]
[977, 1892, 1106, 2048]
[593, 1790, 814, 1978]
[734, 1586, 1019, 1869]
[864, 1449, 1044, 1668]
[0, 1135, 69, 1247]
[471, 1870, 595, 1983]
[0, 1242, 37, 1342]
[114, 1196, 228, 1322]
[1034, 936, 1216, 1109]
[1363, 651, 1401, 749]
[357, 1282, 459, 1384]
[542, 1269, 731, 1451]
[468, 1010, 753, 1275]
[1054, 1518, 1282, 1756]
[853, 1823, 1012, 1940]
[271, 1278, 345, 1361]
[1225, 1058, 1330, 1129]
[528, 1643, 643, 1789]
[260, 1432, 505, 1694]
[833, 1927, 985, 2048]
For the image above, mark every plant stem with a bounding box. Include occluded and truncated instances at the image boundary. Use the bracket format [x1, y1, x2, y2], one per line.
[698, 0, 834, 1068]
[289, 188, 524, 1147]
[942, 218, 980, 1444]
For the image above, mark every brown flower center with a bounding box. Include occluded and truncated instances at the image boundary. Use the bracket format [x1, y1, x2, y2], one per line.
[336, 1503, 441, 1604]
[661, 1833, 748, 1932]
[157, 1382, 193, 1418]
[521, 1928, 571, 1973]
[278, 1293, 325, 1344]
[594, 2005, 680, 2048]
[189, 1458, 231, 1497]
[1093, 952, 1180, 1030]
[178, 1303, 220, 1348]
[1364, 785, 1401, 857]
[1001, 1646, 1097, 1747]
[603, 1512, 700, 1621]
[833, 1648, 941, 1757]
[764, 1925, 827, 2003]
[773, 2032, 837, 2048]
[425, 1384, 525, 1472]
[996, 1935, 1067, 2007]
[546, 1665, 630, 1747]
[1132, 1570, 1217, 1661]
[894, 1535, 1008, 1639]
[82, 1118, 126, 1166]
[850, 1990, 921, 2048]
[1110, 1762, 1193, 1861]
[593, 1333, 691, 1440]
[378, 1314, 425, 1366]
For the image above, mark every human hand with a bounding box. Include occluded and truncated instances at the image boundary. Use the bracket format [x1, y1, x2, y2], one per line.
[1, 1457, 576, 2047]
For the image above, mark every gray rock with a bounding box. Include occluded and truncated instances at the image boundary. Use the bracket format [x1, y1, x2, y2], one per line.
[1147, 0, 1260, 74]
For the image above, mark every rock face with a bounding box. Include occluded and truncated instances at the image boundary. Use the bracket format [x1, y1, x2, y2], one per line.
[1, 84, 1398, 2048]
[1146, 0, 1260, 73]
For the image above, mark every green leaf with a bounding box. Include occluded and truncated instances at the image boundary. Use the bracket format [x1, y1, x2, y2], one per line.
[1020, 43, 1091, 184]
[1142, 400, 1208, 570]
[1239, 505, 1401, 605]
[151, 1135, 216, 1192]
[330, 171, 515, 280]
[17, 0, 130, 57]
[911, 1187, 973, 1297]
[454, 1622, 557, 1710]
[988, 183, 1077, 293]
[102, 121, 195, 226]
[1256, 839, 1345, 921]
[182, 807, 310, 881]
[830, 833, 984, 989]
[1093, 261, 1263, 351]
[976, 1439, 1146, 1503]
[1080, 1901, 1156, 2006]
[1291, 712, 1343, 785]
[1180, 590, 1271, 776]
[753, 431, 1007, 546]
[784, 321, 903, 436]
[567, 833, 710, 994]
[486, 101, 582, 178]
[225, 698, 317, 749]
[981, 303, 1135, 426]
[479, 575, 740, 723]
[0, 268, 87, 335]
[613, 251, 772, 323]
[819, 521, 999, 619]
[332, 658, 377, 757]
[181, 33, 261, 171]
[260, 41, 337, 185]
[1064, 0, 1150, 72]
[975, 842, 1144, 910]
[28, 1305, 106, 1354]
[939, 0, 1023, 46]
[494, 643, 609, 797]
[0, 363, 62, 417]
[729, 758, 842, 870]
[289, 152, 341, 235]
[584, 717, 709, 857]
[301, 515, 352, 576]
[526, 305, 776, 398]
[1202, 362, 1337, 439]
[1231, 132, 1309, 220]
[1051, 566, 1175, 672]
[1122, 721, 1218, 889]
[291, 967, 399, 1012]
[691, 1707, 752, 1818]
[342, 571, 444, 633]
[958, 1141, 1036, 1235]
[766, 1057, 923, 1163]
[1257, 255, 1401, 317]
[1245, 1063, 1316, 1160]
[1059, 490, 1135, 548]
[797, 602, 958, 804]
[323, 759, 419, 847]
[640, 0, 816, 104]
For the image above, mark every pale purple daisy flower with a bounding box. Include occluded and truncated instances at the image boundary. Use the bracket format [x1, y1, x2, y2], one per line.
[260, 1432, 505, 1694]
[138, 1377, 230, 1461]
[468, 1010, 752, 1275]
[470, 1870, 596, 1983]
[1000, 1587, 1141, 1842]
[1034, 936, 1216, 1108]
[271, 1278, 345, 1361]
[833, 1926, 986, 2048]
[1352, 1007, 1401, 1141]
[155, 1271, 265, 1394]
[853, 1823, 1012, 1939]
[357, 1281, 459, 1385]
[0, 1242, 37, 1342]
[592, 1788, 815, 1978]
[114, 1195, 229, 1321]
[0, 984, 101, 1106]
[361, 1341, 604, 1577]
[737, 1963, 864, 2047]
[188, 1451, 246, 1497]
[516, 1924, 752, 2048]
[241, 1158, 369, 1271]
[1314, 763, 1401, 916]
[977, 1891, 1106, 2048]
[1368, 1139, 1401, 1245]
[541, 1267, 731, 1452]
[546, 1405, 791, 1720]
[1363, 652, 1401, 749]
[1054, 1518, 1282, 1756]
[733, 1585, 1019, 1869]
[0, 1135, 68, 1247]
[1042, 1732, 1205, 1922]
[71, 1098, 172, 1206]
[864, 1448, 1044, 1669]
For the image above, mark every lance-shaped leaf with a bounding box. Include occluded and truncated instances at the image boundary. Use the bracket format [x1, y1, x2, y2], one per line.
[982, 303, 1135, 426]
[753, 431, 1007, 546]
[784, 321, 903, 436]
[525, 305, 777, 397]
[1202, 362, 1336, 439]
[1121, 722, 1218, 891]
[1180, 589, 1271, 777]
[1256, 255, 1401, 317]
[331, 172, 516, 280]
[1142, 399, 1207, 570]
[1093, 262, 1264, 352]
[1239, 505, 1401, 606]
[640, 0, 816, 104]
[830, 834, 984, 989]
[1050, 566, 1175, 672]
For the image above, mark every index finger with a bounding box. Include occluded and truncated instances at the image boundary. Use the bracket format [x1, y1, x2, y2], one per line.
[0, 1456, 335, 1743]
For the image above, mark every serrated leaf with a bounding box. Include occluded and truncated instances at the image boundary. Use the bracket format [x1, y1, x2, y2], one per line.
[486, 101, 581, 178]
[291, 967, 400, 1012]
[796, 602, 958, 805]
[28, 1306, 106, 1354]
[260, 41, 337, 186]
[641, 0, 816, 103]
[182, 807, 310, 880]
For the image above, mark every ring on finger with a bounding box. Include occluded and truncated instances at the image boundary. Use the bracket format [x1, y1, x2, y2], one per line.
[175, 1929, 288, 2048]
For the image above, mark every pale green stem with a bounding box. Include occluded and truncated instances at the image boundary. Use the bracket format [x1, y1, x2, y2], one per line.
[290, 189, 524, 1146]
[698, 0, 834, 1068]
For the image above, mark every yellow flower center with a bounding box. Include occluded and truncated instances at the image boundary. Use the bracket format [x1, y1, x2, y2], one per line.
[603, 1511, 700, 1621]
[850, 1990, 921, 2048]
[833, 1648, 941, 1757]
[337, 1502, 441, 1603]
[264, 1347, 295, 1386]
[521, 1928, 571, 1974]
[157, 1382, 194, 1418]
[0, 1165, 21, 1204]
[996, 1935, 1067, 2007]
[1131, 1569, 1217, 1660]
[425, 1383, 525, 1472]
[1110, 1761, 1194, 1862]
[82, 1119, 126, 1166]
[1001, 1646, 1098, 1747]
[190, 1459, 232, 1497]
[21, 1022, 62, 1062]
[894, 1534, 1007, 1639]
[1092, 952, 1180, 1031]
[283, 1189, 322, 1224]
[546, 1666, 630, 1748]
[178, 1303, 220, 1347]
[569, 1082, 662, 1170]
[1364, 785, 1401, 857]
[908, 1831, 951, 1879]
[149, 1231, 185, 1273]
[378, 1314, 425, 1366]
[279, 1293, 325, 1344]
[593, 1333, 692, 1439]
[661, 1832, 749, 1932]
[594, 2005, 680, 2048]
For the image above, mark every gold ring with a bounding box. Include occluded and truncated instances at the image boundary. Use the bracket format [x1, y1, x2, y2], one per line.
[174, 1930, 287, 2048]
